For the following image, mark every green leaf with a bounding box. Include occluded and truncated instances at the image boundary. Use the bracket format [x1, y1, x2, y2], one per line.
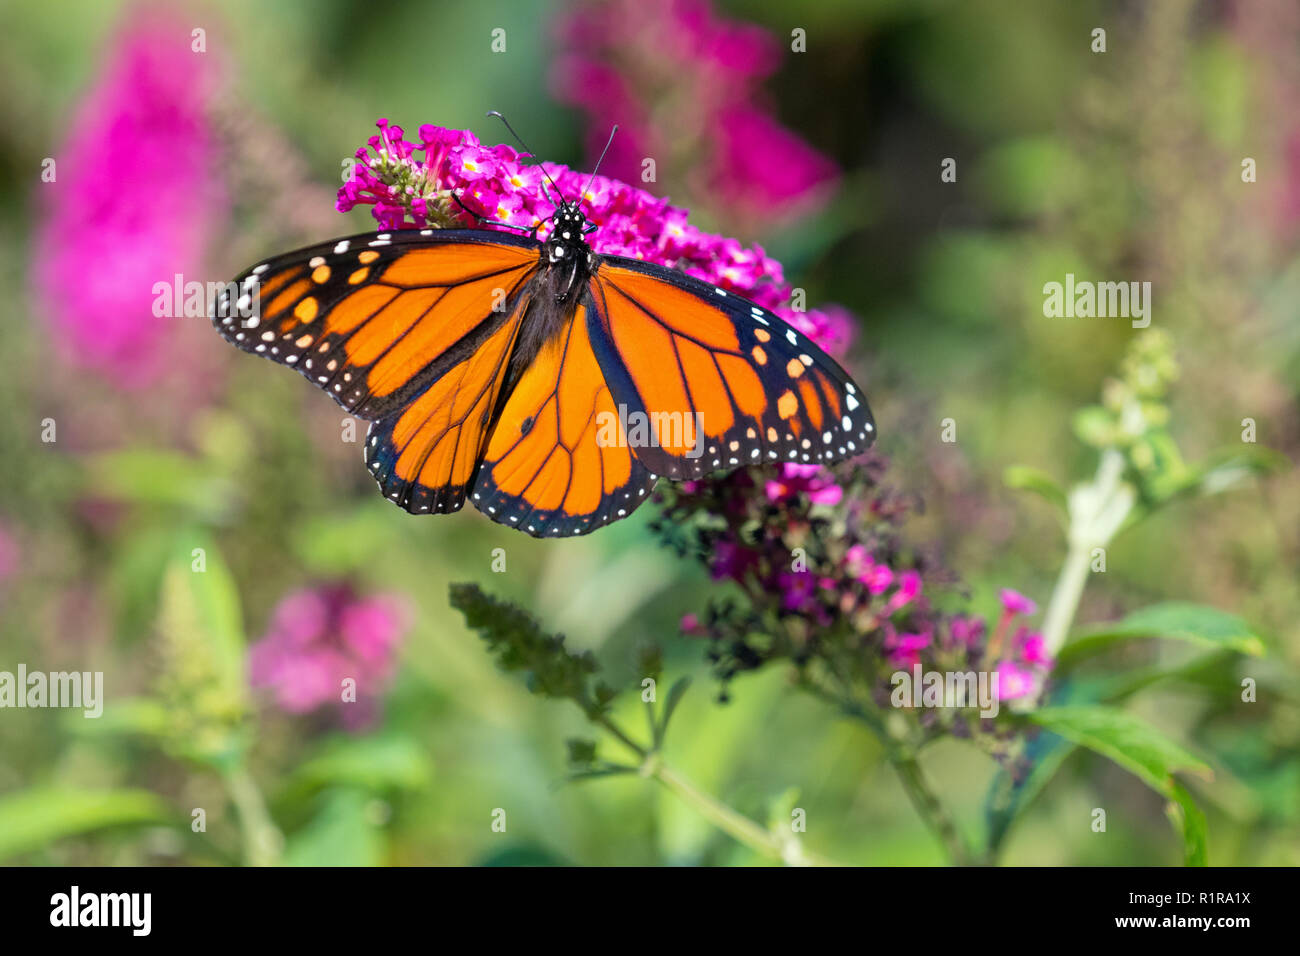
[1171, 446, 1289, 500]
[1057, 651, 1236, 705]
[1059, 602, 1266, 668]
[1028, 706, 1211, 864]
[983, 730, 1075, 855]
[1167, 782, 1209, 867]
[1072, 405, 1117, 448]
[654, 676, 692, 749]
[1004, 465, 1068, 522]
[284, 734, 433, 797]
[84, 449, 235, 520]
[0, 788, 173, 861]
[107, 526, 179, 647]
[1028, 706, 1212, 793]
[281, 788, 384, 866]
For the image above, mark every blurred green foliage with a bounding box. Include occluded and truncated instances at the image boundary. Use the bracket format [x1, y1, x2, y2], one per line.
[0, 0, 1296, 865]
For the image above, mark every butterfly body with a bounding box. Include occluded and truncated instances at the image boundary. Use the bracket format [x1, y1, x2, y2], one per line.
[506, 202, 597, 389]
[212, 202, 875, 537]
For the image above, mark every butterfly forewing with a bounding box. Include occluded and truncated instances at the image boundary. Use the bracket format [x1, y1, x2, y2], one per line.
[210, 229, 541, 420]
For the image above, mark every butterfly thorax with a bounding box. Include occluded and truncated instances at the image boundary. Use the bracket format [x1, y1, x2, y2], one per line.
[506, 202, 599, 386]
[543, 201, 596, 303]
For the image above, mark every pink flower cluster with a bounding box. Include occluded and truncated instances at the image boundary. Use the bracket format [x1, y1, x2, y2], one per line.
[989, 589, 1053, 702]
[765, 464, 843, 507]
[662, 453, 1056, 720]
[337, 120, 854, 358]
[870, 586, 1051, 702]
[248, 584, 408, 729]
[553, 0, 838, 226]
[33, 4, 224, 387]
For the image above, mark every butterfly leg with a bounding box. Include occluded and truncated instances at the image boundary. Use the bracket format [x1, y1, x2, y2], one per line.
[450, 190, 533, 234]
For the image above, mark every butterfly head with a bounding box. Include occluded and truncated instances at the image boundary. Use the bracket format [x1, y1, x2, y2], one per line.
[546, 200, 593, 268]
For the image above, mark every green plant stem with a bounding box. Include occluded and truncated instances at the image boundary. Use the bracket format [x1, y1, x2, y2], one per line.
[592, 706, 844, 865]
[594, 713, 647, 759]
[1042, 540, 1094, 658]
[887, 747, 982, 866]
[1042, 448, 1130, 656]
[799, 673, 979, 865]
[646, 757, 840, 866]
[222, 764, 281, 867]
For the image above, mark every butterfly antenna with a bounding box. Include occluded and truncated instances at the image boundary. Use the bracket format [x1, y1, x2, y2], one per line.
[487, 110, 566, 204]
[581, 124, 619, 206]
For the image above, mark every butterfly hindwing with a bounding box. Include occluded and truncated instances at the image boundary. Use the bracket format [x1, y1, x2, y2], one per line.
[210, 228, 541, 420]
[365, 290, 531, 514]
[471, 301, 659, 537]
[585, 260, 875, 480]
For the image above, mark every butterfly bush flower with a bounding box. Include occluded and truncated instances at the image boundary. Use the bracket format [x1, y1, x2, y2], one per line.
[986, 589, 1053, 702]
[248, 584, 409, 730]
[552, 0, 838, 227]
[338, 120, 852, 354]
[33, 5, 225, 387]
[657, 450, 1055, 743]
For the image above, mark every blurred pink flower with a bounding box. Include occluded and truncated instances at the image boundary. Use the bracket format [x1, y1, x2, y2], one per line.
[884, 629, 932, 668]
[33, 5, 225, 388]
[983, 592, 1052, 704]
[249, 584, 408, 729]
[885, 570, 923, 614]
[1016, 629, 1052, 666]
[553, 0, 837, 227]
[764, 463, 843, 506]
[999, 588, 1037, 616]
[844, 545, 894, 595]
[712, 105, 839, 222]
[995, 659, 1039, 701]
[947, 615, 986, 649]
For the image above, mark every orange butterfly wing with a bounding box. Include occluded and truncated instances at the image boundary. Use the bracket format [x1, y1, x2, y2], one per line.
[365, 290, 532, 513]
[212, 229, 545, 513]
[584, 260, 875, 480]
[471, 301, 659, 537]
[211, 229, 540, 420]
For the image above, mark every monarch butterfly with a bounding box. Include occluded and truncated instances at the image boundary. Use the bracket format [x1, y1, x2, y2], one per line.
[210, 119, 875, 537]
